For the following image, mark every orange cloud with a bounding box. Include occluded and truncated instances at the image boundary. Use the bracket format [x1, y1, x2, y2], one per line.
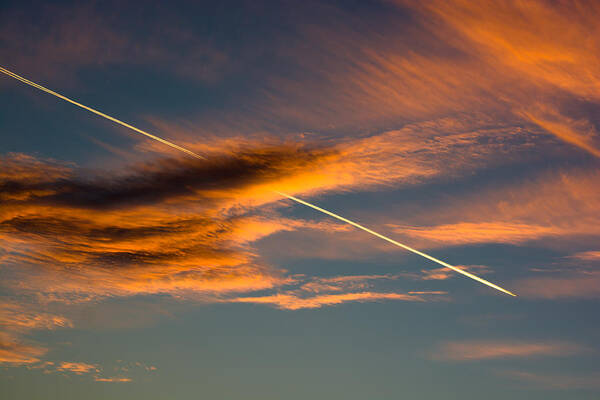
[300, 274, 398, 293]
[387, 168, 600, 247]
[405, 0, 600, 157]
[0, 334, 47, 365]
[420, 265, 491, 281]
[520, 106, 600, 159]
[227, 291, 431, 311]
[0, 302, 71, 366]
[24, 358, 155, 383]
[57, 361, 100, 375]
[5, 0, 598, 161]
[250, 16, 505, 133]
[393, 265, 494, 282]
[94, 377, 132, 383]
[0, 303, 72, 332]
[239, 0, 600, 157]
[396, 222, 561, 246]
[570, 251, 600, 261]
[0, 150, 334, 302]
[416, 0, 600, 100]
[227, 271, 446, 310]
[143, 113, 539, 201]
[432, 340, 586, 361]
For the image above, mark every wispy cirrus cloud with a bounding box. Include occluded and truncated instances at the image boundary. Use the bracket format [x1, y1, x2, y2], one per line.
[56, 361, 100, 375]
[227, 273, 446, 310]
[0, 4, 229, 84]
[378, 166, 600, 299]
[299, 274, 399, 293]
[94, 377, 132, 383]
[0, 148, 334, 302]
[0, 303, 72, 333]
[237, 0, 600, 157]
[419, 265, 491, 281]
[399, 0, 600, 157]
[520, 106, 600, 159]
[227, 291, 433, 311]
[0, 302, 71, 365]
[431, 340, 587, 361]
[513, 271, 600, 300]
[387, 168, 600, 248]
[0, 334, 47, 365]
[570, 251, 600, 261]
[26, 359, 155, 383]
[500, 370, 600, 390]
[412, 0, 600, 100]
[4, 0, 599, 161]
[396, 222, 564, 247]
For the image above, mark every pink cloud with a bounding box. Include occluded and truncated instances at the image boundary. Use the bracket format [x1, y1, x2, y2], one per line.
[513, 271, 600, 300]
[227, 291, 441, 310]
[570, 251, 600, 261]
[300, 274, 398, 293]
[501, 370, 600, 390]
[432, 340, 586, 361]
[420, 265, 491, 281]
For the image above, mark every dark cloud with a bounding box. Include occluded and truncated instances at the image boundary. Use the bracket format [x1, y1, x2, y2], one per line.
[0, 147, 332, 210]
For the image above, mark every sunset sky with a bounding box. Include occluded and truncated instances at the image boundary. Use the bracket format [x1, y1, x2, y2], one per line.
[1, 1, 600, 399]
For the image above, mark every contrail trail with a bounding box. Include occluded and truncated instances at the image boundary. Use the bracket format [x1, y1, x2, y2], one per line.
[0, 65, 516, 297]
[0, 66, 204, 160]
[275, 191, 516, 297]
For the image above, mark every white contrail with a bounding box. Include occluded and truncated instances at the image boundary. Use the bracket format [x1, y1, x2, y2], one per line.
[275, 191, 516, 297]
[0, 66, 204, 160]
[0, 65, 516, 297]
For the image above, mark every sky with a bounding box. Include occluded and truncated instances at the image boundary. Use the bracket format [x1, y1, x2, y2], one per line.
[1, 0, 600, 398]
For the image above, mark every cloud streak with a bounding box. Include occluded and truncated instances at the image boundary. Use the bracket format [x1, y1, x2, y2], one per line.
[401, 0, 600, 157]
[388, 168, 600, 247]
[227, 291, 431, 311]
[278, 192, 515, 296]
[432, 340, 587, 361]
[513, 271, 600, 300]
[0, 334, 47, 365]
[501, 370, 600, 390]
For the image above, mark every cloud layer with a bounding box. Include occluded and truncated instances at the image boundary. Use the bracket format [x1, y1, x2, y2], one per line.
[2, 1, 600, 389]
